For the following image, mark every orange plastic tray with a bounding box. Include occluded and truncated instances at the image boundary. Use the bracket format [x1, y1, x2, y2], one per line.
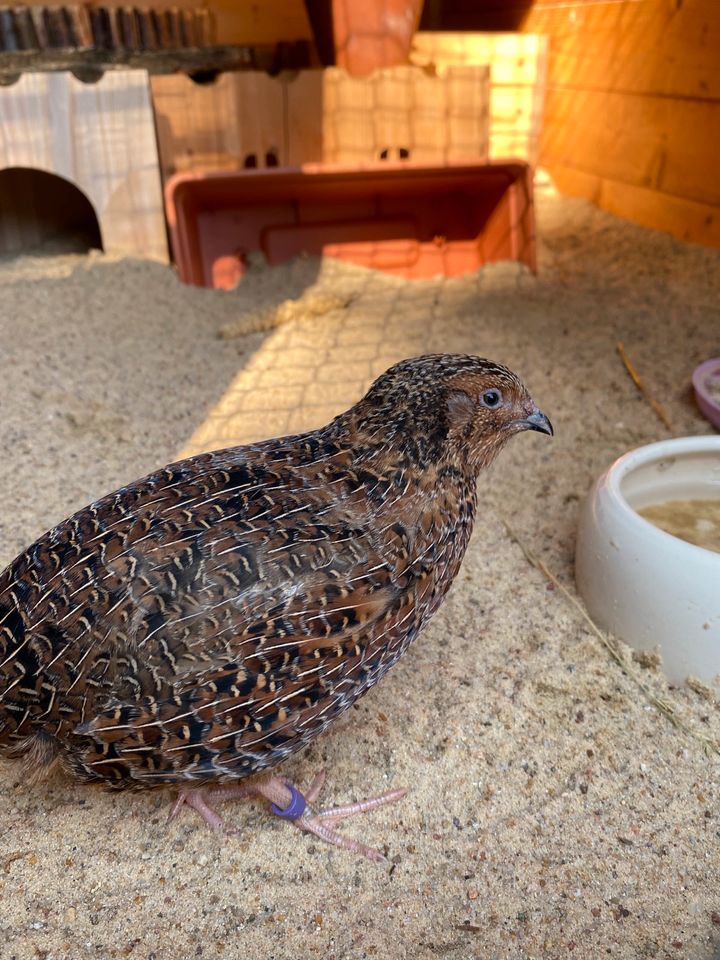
[165, 161, 536, 289]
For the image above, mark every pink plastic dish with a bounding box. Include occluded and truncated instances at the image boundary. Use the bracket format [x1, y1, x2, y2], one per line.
[692, 358, 720, 430]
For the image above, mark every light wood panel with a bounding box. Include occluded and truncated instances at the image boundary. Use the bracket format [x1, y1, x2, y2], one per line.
[526, 0, 720, 100]
[283, 71, 324, 166]
[410, 32, 548, 162]
[522, 0, 720, 248]
[550, 163, 720, 249]
[541, 88, 720, 207]
[320, 65, 490, 163]
[0, 70, 168, 260]
[153, 66, 490, 176]
[151, 73, 286, 180]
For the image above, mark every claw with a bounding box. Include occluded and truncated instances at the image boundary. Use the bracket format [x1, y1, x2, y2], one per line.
[169, 783, 253, 833]
[169, 787, 226, 831]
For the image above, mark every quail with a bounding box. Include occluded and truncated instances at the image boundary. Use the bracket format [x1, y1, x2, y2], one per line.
[0, 354, 552, 862]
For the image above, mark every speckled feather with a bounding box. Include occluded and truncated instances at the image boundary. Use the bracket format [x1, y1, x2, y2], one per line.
[0, 355, 547, 790]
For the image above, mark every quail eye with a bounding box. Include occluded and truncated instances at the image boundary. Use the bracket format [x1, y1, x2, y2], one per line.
[481, 389, 503, 409]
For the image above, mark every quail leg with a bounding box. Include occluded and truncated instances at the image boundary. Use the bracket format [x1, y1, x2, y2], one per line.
[250, 772, 407, 864]
[169, 772, 406, 864]
[168, 782, 254, 831]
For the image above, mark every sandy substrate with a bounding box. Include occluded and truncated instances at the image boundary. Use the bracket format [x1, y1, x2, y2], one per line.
[1, 183, 720, 960]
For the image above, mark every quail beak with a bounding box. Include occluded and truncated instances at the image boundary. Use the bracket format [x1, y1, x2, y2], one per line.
[520, 408, 553, 436]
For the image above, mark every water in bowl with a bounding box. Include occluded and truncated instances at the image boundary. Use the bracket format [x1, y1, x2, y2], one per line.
[638, 498, 720, 554]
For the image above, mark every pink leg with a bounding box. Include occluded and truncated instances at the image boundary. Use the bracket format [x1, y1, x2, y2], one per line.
[169, 771, 407, 864]
[251, 772, 407, 864]
[168, 782, 254, 832]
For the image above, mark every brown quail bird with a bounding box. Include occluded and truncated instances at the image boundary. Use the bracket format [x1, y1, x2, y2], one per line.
[0, 354, 551, 862]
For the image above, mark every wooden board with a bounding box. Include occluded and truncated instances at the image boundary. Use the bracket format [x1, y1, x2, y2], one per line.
[519, 0, 720, 247]
[526, 0, 720, 101]
[0, 70, 168, 260]
[550, 163, 720, 250]
[154, 66, 490, 175]
[321, 65, 490, 164]
[283, 70, 324, 166]
[541, 87, 720, 208]
[414, 3, 720, 245]
[206, 0, 312, 46]
[14, 0, 313, 47]
[151, 73, 286, 181]
[282, 65, 490, 164]
[410, 32, 548, 163]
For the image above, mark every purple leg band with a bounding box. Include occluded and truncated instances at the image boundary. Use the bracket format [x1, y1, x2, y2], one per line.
[271, 784, 307, 821]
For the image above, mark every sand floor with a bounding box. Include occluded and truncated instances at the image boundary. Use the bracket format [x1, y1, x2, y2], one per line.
[1, 182, 720, 960]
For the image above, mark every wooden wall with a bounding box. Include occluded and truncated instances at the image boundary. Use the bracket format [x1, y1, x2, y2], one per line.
[201, 0, 312, 45]
[410, 32, 547, 162]
[151, 66, 491, 179]
[523, 0, 720, 248]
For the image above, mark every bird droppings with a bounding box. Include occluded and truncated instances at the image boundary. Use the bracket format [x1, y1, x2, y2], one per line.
[1, 182, 720, 959]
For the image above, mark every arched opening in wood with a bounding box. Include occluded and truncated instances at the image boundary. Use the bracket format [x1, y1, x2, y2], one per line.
[0, 167, 103, 256]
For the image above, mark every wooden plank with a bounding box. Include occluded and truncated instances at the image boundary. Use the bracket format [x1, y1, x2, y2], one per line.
[549, 163, 720, 249]
[206, 0, 312, 45]
[321, 67, 375, 162]
[152, 74, 238, 181]
[0, 70, 168, 260]
[510, 0, 720, 247]
[283, 70, 324, 166]
[0, 46, 311, 82]
[320, 65, 490, 164]
[156, 64, 490, 170]
[540, 87, 720, 208]
[151, 72, 286, 180]
[410, 32, 548, 162]
[232, 73, 286, 167]
[412, 32, 545, 85]
[11, 0, 313, 46]
[525, 0, 720, 100]
[416, 1, 720, 101]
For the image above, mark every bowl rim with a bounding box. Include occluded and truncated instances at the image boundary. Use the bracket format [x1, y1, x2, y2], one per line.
[603, 436, 720, 558]
[692, 356, 720, 411]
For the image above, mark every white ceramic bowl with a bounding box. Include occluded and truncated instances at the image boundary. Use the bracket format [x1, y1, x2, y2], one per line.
[576, 437, 720, 685]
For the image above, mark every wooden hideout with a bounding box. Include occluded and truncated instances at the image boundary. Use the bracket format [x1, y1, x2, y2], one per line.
[150, 65, 494, 178]
[0, 69, 167, 260]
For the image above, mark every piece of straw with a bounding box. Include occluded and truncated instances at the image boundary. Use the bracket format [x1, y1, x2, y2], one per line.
[616, 340, 673, 432]
[502, 519, 720, 757]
